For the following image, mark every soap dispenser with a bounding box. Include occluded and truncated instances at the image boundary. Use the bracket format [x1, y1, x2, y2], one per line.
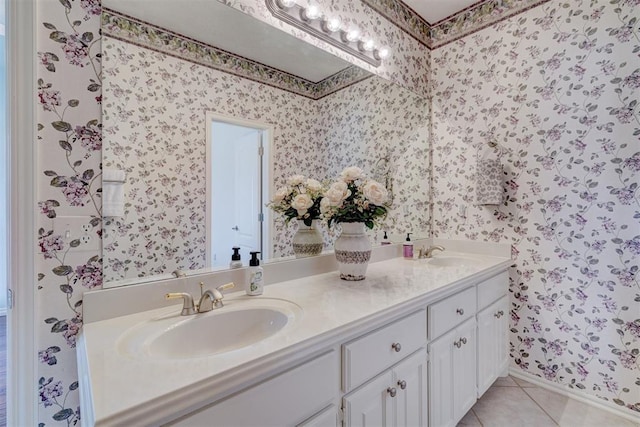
[403, 233, 413, 259]
[381, 231, 391, 245]
[229, 247, 242, 269]
[247, 251, 263, 296]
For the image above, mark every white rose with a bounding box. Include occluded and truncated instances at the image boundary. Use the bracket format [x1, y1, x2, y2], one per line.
[305, 178, 323, 192]
[340, 166, 364, 182]
[325, 181, 351, 205]
[291, 193, 313, 216]
[320, 197, 334, 215]
[287, 174, 305, 186]
[363, 180, 388, 205]
[273, 186, 289, 203]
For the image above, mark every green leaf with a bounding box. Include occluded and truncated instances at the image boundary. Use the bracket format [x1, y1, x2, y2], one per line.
[44, 317, 59, 324]
[52, 265, 73, 276]
[87, 83, 101, 92]
[69, 239, 81, 248]
[58, 0, 71, 9]
[50, 176, 68, 188]
[51, 320, 68, 333]
[43, 23, 57, 30]
[60, 284, 73, 294]
[68, 99, 79, 107]
[69, 381, 79, 391]
[49, 31, 67, 43]
[82, 32, 94, 43]
[52, 408, 73, 421]
[82, 169, 95, 181]
[51, 121, 72, 132]
[59, 140, 72, 152]
[43, 170, 57, 177]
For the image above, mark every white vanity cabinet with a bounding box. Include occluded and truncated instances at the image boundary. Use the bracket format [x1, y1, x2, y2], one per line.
[343, 350, 427, 427]
[342, 310, 428, 427]
[168, 350, 339, 427]
[428, 271, 508, 427]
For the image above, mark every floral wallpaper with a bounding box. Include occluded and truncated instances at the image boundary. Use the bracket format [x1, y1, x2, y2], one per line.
[102, 34, 430, 281]
[431, 0, 639, 415]
[31, 0, 638, 425]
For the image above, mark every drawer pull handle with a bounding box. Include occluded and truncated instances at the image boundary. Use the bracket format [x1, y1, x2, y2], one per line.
[391, 342, 402, 352]
[494, 310, 504, 318]
[387, 387, 397, 397]
[397, 380, 407, 390]
[456, 308, 464, 315]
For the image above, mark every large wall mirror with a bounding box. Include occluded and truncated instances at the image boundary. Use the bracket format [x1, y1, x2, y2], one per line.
[101, 0, 431, 287]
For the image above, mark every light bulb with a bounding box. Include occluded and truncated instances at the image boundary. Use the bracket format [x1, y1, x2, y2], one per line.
[358, 38, 375, 52]
[301, 2, 322, 20]
[276, 0, 296, 9]
[374, 46, 390, 60]
[322, 15, 342, 33]
[342, 25, 360, 43]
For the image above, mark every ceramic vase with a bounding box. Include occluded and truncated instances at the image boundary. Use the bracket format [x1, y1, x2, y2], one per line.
[292, 220, 323, 258]
[334, 222, 372, 281]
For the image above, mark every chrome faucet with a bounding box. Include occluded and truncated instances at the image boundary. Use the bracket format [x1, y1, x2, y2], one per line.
[165, 282, 235, 315]
[172, 269, 187, 278]
[418, 245, 445, 259]
[197, 282, 235, 313]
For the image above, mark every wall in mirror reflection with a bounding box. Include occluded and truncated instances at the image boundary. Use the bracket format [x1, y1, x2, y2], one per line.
[102, 36, 430, 284]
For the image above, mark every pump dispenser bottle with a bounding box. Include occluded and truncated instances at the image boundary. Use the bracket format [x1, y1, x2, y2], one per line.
[403, 233, 413, 259]
[247, 251, 264, 296]
[229, 247, 242, 269]
[381, 231, 391, 245]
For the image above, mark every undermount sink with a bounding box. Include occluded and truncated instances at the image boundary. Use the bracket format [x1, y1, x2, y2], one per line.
[424, 255, 484, 267]
[117, 297, 302, 359]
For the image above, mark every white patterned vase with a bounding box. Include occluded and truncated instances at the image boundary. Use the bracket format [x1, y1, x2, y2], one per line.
[334, 222, 372, 281]
[292, 220, 323, 258]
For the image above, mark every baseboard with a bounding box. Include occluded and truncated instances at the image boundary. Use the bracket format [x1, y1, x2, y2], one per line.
[509, 368, 640, 424]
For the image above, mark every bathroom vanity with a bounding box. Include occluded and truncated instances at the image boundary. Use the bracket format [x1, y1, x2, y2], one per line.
[78, 244, 511, 426]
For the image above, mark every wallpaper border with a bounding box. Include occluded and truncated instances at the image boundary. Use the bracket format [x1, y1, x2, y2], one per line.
[101, 8, 372, 100]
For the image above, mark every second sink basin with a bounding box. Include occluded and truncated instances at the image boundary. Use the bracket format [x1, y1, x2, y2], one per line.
[117, 297, 302, 360]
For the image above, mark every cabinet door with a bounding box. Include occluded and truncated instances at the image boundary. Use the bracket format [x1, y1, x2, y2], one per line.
[477, 296, 509, 397]
[393, 350, 427, 427]
[298, 405, 337, 427]
[452, 318, 477, 423]
[428, 328, 456, 427]
[343, 371, 394, 427]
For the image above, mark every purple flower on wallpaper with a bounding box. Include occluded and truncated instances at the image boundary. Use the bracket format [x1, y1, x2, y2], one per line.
[623, 152, 640, 172]
[80, 0, 102, 16]
[618, 350, 637, 369]
[616, 268, 636, 287]
[590, 240, 606, 253]
[558, 321, 573, 332]
[625, 321, 640, 339]
[590, 317, 607, 332]
[39, 346, 60, 366]
[614, 25, 634, 42]
[62, 315, 82, 348]
[622, 70, 640, 89]
[622, 236, 640, 255]
[62, 178, 89, 206]
[38, 88, 61, 112]
[39, 234, 64, 259]
[574, 287, 588, 303]
[39, 377, 63, 407]
[545, 339, 566, 356]
[546, 267, 566, 284]
[63, 34, 89, 67]
[542, 365, 558, 381]
[615, 107, 633, 124]
[600, 295, 618, 313]
[601, 374, 619, 393]
[38, 199, 60, 219]
[75, 257, 102, 289]
[74, 123, 102, 151]
[577, 363, 589, 380]
[522, 337, 535, 349]
[613, 187, 635, 205]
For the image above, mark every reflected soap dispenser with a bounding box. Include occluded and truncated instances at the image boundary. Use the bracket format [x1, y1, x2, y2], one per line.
[247, 251, 264, 296]
[403, 233, 413, 259]
[381, 231, 391, 245]
[229, 247, 242, 269]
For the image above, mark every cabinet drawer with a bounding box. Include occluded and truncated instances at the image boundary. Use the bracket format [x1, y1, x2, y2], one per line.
[477, 271, 509, 309]
[428, 287, 476, 339]
[343, 310, 426, 392]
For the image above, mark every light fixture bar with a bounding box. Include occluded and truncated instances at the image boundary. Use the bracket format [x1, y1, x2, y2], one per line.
[265, 0, 386, 67]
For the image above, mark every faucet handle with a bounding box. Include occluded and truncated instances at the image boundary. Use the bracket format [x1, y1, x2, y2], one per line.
[217, 282, 235, 292]
[166, 292, 196, 316]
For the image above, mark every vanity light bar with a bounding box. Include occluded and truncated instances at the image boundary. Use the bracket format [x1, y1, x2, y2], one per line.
[266, 0, 389, 67]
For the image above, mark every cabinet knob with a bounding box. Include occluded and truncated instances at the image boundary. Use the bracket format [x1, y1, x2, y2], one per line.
[397, 380, 407, 390]
[454, 339, 462, 348]
[391, 342, 402, 352]
[387, 387, 397, 397]
[461, 337, 467, 345]
[456, 308, 464, 315]
[494, 310, 504, 318]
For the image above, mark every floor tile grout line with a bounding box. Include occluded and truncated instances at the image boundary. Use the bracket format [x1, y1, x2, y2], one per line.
[520, 383, 561, 426]
[471, 408, 484, 427]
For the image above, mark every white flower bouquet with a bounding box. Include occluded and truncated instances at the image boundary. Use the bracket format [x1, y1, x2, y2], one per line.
[321, 166, 390, 229]
[268, 175, 325, 226]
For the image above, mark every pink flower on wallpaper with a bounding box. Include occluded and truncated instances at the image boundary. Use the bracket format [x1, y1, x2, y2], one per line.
[625, 321, 640, 339]
[39, 377, 63, 408]
[545, 339, 566, 356]
[542, 365, 558, 381]
[62, 315, 81, 348]
[75, 258, 102, 289]
[615, 107, 633, 124]
[74, 123, 102, 151]
[39, 234, 64, 259]
[622, 70, 640, 89]
[546, 267, 566, 284]
[38, 88, 61, 112]
[63, 34, 89, 67]
[62, 178, 89, 206]
[618, 350, 637, 369]
[577, 363, 589, 380]
[80, 0, 101, 15]
[623, 152, 640, 172]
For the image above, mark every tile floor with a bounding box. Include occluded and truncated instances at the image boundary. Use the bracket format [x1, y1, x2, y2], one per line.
[457, 375, 639, 427]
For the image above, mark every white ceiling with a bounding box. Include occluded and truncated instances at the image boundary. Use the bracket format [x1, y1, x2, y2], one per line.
[402, 0, 480, 24]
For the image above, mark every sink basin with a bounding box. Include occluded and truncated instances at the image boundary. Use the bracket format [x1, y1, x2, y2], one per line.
[424, 255, 484, 267]
[117, 298, 302, 359]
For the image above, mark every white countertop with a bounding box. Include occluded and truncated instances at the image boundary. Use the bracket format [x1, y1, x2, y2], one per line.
[79, 251, 511, 425]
